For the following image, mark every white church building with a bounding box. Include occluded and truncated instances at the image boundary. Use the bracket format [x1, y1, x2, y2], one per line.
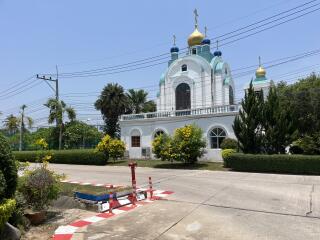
[119, 11, 270, 161]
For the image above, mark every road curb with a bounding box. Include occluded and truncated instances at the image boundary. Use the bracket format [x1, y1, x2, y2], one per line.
[52, 189, 174, 240]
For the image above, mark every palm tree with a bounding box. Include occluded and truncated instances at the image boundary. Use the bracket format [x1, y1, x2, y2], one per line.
[44, 98, 76, 150]
[3, 114, 20, 136]
[19, 104, 34, 151]
[126, 89, 148, 114]
[95, 83, 128, 138]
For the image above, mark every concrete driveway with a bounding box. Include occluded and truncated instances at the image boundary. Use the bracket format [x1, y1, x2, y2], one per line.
[46, 163, 320, 240]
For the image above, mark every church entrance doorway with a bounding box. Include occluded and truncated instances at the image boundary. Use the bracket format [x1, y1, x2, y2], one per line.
[175, 83, 191, 110]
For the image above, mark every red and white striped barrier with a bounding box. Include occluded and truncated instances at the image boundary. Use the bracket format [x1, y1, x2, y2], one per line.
[52, 189, 173, 240]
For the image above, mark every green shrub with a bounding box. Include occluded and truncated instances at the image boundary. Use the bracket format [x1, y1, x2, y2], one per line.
[95, 135, 125, 162]
[220, 138, 238, 150]
[0, 199, 16, 230]
[14, 149, 106, 165]
[152, 125, 206, 164]
[19, 167, 61, 211]
[221, 149, 236, 167]
[152, 134, 173, 161]
[0, 133, 18, 200]
[226, 153, 320, 174]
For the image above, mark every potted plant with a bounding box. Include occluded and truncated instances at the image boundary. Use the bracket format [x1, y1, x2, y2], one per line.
[19, 139, 62, 225]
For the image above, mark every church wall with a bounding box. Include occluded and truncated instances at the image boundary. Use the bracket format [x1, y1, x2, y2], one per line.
[213, 74, 224, 105]
[120, 113, 237, 162]
[160, 56, 212, 111]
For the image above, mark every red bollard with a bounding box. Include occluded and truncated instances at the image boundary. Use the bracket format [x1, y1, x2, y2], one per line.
[149, 176, 153, 200]
[109, 185, 114, 213]
[128, 161, 138, 205]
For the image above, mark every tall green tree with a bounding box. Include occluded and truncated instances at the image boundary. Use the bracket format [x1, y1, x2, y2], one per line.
[262, 86, 292, 154]
[233, 81, 264, 153]
[95, 83, 128, 138]
[126, 89, 148, 114]
[142, 100, 157, 112]
[3, 114, 20, 136]
[277, 73, 320, 154]
[44, 98, 76, 150]
[63, 121, 103, 149]
[126, 89, 156, 113]
[278, 73, 320, 136]
[19, 104, 34, 151]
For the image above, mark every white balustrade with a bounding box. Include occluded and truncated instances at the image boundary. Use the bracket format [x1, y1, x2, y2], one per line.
[120, 104, 240, 121]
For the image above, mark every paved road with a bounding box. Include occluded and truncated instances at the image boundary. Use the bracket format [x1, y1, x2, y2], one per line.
[46, 163, 320, 240]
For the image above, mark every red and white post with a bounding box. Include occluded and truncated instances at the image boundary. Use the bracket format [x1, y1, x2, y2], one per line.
[109, 184, 114, 214]
[148, 176, 153, 200]
[128, 161, 137, 205]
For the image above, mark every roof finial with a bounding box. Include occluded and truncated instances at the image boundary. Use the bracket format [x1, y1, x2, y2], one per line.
[173, 34, 176, 46]
[204, 26, 207, 38]
[194, 8, 199, 28]
[258, 56, 261, 67]
[216, 40, 219, 50]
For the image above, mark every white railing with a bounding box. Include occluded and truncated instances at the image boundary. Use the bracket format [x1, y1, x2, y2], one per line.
[120, 104, 240, 121]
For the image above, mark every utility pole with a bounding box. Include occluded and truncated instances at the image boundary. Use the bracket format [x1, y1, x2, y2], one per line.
[37, 65, 62, 149]
[19, 105, 26, 151]
[36, 70, 59, 103]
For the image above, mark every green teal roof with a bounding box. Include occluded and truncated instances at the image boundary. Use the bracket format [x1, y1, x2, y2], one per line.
[210, 56, 222, 70]
[253, 76, 269, 84]
[215, 62, 224, 73]
[159, 72, 165, 85]
[224, 76, 231, 85]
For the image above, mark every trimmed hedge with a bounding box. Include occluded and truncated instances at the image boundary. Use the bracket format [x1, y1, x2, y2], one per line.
[14, 149, 107, 165]
[225, 153, 320, 175]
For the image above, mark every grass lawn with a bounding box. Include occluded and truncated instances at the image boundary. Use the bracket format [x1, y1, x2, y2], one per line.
[106, 159, 225, 171]
[60, 182, 131, 197]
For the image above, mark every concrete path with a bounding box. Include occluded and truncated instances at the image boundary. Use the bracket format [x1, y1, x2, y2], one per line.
[45, 163, 320, 239]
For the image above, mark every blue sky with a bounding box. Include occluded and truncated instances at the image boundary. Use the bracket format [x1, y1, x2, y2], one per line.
[0, 0, 319, 126]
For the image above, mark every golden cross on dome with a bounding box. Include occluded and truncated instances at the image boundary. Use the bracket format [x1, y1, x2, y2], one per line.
[259, 56, 261, 67]
[173, 34, 176, 46]
[194, 8, 199, 28]
[204, 26, 208, 37]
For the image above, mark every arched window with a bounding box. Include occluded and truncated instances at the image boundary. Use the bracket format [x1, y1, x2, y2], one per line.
[192, 48, 197, 55]
[154, 130, 165, 139]
[229, 86, 234, 105]
[181, 64, 187, 72]
[176, 83, 191, 110]
[209, 127, 227, 149]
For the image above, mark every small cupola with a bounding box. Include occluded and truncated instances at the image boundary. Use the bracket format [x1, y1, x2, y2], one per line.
[201, 26, 211, 45]
[213, 40, 222, 57]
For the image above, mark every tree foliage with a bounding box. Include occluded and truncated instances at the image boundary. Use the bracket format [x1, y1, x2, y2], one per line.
[3, 114, 20, 136]
[0, 133, 17, 201]
[95, 83, 128, 138]
[44, 98, 76, 150]
[233, 81, 264, 154]
[262, 86, 293, 154]
[152, 125, 206, 164]
[234, 73, 320, 155]
[95, 134, 125, 162]
[63, 121, 102, 149]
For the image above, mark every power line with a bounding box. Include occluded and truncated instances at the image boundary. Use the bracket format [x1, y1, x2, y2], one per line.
[41, 0, 320, 78]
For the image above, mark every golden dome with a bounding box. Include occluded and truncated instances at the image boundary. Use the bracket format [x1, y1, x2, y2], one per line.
[187, 27, 204, 47]
[256, 66, 266, 78]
